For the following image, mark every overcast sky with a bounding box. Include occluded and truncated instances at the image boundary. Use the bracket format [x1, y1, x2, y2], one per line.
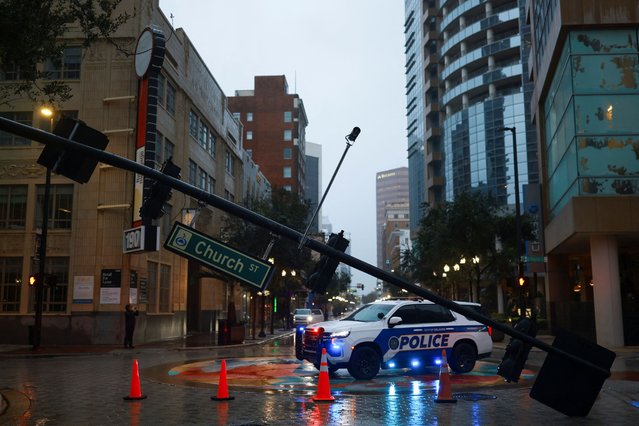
[159, 0, 408, 294]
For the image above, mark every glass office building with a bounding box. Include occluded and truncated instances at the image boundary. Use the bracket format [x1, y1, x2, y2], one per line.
[529, 0, 639, 347]
[439, 1, 535, 205]
[404, 0, 426, 232]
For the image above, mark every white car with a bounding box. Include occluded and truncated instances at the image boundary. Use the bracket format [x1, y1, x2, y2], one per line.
[292, 308, 324, 327]
[301, 299, 493, 379]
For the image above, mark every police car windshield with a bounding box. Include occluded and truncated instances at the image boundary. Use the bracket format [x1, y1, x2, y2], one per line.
[342, 304, 395, 322]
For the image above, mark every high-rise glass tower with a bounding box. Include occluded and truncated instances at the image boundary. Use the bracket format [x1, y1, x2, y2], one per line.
[405, 0, 538, 224]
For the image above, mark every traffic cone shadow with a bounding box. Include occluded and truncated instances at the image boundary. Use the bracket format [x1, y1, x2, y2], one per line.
[211, 359, 234, 401]
[434, 349, 457, 404]
[123, 359, 147, 400]
[312, 348, 335, 402]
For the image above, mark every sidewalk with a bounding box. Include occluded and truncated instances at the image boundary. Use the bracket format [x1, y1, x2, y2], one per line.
[0, 328, 295, 357]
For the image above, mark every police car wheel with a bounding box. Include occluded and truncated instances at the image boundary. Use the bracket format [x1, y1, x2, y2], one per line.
[347, 347, 380, 380]
[450, 342, 477, 373]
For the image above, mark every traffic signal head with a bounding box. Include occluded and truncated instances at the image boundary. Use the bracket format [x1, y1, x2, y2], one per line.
[139, 158, 181, 220]
[37, 117, 109, 183]
[29, 274, 39, 286]
[306, 231, 350, 294]
[497, 315, 538, 382]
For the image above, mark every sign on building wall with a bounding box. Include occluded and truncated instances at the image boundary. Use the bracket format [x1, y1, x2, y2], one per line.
[524, 184, 546, 273]
[100, 269, 122, 304]
[72, 275, 94, 304]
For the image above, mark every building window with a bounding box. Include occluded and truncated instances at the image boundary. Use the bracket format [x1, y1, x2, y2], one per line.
[0, 63, 34, 81]
[0, 112, 32, 146]
[36, 184, 73, 229]
[156, 132, 174, 165]
[158, 73, 165, 106]
[188, 160, 197, 185]
[246, 131, 253, 140]
[232, 112, 240, 120]
[165, 81, 176, 115]
[208, 176, 216, 193]
[44, 47, 81, 79]
[225, 150, 234, 175]
[198, 167, 207, 190]
[189, 110, 198, 139]
[0, 257, 21, 312]
[283, 185, 292, 192]
[163, 139, 174, 164]
[0, 185, 27, 229]
[283, 166, 292, 178]
[30, 257, 69, 313]
[247, 112, 253, 122]
[199, 121, 208, 149]
[159, 264, 171, 312]
[158, 74, 177, 116]
[284, 129, 292, 141]
[283, 148, 292, 159]
[284, 111, 292, 123]
[208, 131, 216, 157]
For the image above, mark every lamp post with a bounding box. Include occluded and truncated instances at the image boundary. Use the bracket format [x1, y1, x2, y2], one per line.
[499, 126, 524, 309]
[34, 107, 54, 350]
[298, 127, 360, 249]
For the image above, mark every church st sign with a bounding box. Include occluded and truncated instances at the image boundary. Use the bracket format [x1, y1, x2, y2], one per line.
[164, 222, 274, 290]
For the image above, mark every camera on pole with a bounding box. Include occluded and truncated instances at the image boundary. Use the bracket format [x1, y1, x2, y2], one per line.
[306, 231, 350, 295]
[139, 158, 181, 220]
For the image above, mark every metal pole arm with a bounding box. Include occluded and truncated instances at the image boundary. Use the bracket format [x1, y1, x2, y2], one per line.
[0, 117, 611, 377]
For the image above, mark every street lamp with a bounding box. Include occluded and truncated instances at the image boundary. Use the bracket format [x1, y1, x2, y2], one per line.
[499, 126, 524, 307]
[298, 127, 360, 249]
[33, 106, 55, 350]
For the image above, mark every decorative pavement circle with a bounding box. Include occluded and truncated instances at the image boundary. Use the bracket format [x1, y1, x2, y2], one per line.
[143, 357, 536, 396]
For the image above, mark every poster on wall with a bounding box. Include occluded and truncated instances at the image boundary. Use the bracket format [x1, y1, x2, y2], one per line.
[100, 269, 121, 304]
[129, 271, 138, 305]
[72, 275, 94, 304]
[138, 277, 148, 304]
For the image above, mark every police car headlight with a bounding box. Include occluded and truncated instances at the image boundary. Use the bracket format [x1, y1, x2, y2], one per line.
[331, 330, 350, 338]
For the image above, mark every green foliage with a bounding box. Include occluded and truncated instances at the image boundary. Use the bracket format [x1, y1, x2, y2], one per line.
[0, 0, 131, 107]
[222, 187, 314, 294]
[411, 191, 534, 299]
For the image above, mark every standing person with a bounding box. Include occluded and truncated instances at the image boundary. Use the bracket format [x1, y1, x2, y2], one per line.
[124, 304, 138, 348]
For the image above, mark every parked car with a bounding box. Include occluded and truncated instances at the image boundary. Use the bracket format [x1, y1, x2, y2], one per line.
[301, 299, 493, 379]
[292, 308, 324, 327]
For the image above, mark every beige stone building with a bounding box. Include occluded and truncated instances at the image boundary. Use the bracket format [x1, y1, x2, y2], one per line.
[0, 0, 252, 345]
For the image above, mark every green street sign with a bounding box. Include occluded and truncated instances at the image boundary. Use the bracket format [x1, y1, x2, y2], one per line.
[164, 222, 274, 290]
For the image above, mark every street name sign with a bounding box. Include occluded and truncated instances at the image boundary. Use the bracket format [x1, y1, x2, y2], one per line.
[164, 222, 274, 290]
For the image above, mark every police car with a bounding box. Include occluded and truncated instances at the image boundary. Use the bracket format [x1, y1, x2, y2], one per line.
[300, 299, 492, 379]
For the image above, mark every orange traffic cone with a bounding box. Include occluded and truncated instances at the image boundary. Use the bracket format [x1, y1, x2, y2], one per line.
[312, 348, 335, 402]
[434, 349, 456, 403]
[123, 359, 147, 400]
[211, 359, 234, 401]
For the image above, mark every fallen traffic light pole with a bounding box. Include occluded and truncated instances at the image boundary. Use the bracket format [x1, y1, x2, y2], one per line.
[0, 117, 615, 416]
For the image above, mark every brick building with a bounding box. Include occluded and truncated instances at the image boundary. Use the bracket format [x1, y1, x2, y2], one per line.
[228, 75, 309, 198]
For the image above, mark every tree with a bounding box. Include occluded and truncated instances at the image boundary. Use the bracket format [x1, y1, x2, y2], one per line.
[0, 0, 131, 107]
[411, 191, 533, 308]
[222, 187, 314, 293]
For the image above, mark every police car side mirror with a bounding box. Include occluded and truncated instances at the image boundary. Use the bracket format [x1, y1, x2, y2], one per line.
[388, 317, 403, 328]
